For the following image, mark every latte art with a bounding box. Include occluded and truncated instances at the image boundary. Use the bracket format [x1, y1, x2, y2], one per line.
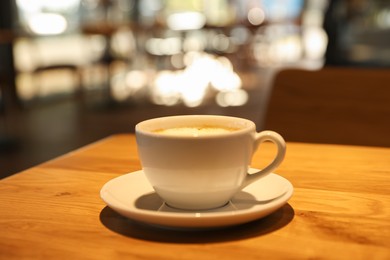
[153, 126, 239, 136]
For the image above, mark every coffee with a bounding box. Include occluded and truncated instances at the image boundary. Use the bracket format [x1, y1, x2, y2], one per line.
[136, 115, 286, 210]
[153, 126, 239, 137]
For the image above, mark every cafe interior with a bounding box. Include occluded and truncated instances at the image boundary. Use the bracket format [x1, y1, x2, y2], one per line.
[1, 1, 390, 259]
[0, 0, 389, 179]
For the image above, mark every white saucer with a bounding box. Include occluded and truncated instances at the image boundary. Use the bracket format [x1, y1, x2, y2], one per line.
[100, 169, 293, 229]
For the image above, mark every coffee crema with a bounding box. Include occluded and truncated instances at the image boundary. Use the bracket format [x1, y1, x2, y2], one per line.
[153, 126, 240, 137]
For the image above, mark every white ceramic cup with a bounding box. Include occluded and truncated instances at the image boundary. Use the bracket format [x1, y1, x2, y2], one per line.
[135, 115, 286, 210]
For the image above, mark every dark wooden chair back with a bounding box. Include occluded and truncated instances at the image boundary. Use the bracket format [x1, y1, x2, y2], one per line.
[263, 67, 390, 147]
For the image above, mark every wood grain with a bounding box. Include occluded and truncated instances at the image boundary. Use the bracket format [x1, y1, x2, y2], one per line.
[263, 67, 390, 147]
[0, 134, 389, 259]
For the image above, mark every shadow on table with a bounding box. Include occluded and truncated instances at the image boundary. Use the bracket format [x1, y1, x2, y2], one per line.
[99, 203, 294, 243]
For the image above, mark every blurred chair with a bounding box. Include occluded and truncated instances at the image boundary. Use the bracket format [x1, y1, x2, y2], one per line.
[262, 67, 390, 147]
[32, 64, 84, 100]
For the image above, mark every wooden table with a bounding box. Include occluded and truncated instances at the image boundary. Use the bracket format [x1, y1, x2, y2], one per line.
[0, 134, 389, 259]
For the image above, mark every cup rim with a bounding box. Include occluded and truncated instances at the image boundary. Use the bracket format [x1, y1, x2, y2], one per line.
[135, 115, 256, 139]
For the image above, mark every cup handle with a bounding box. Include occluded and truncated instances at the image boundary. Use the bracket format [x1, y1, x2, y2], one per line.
[241, 131, 286, 188]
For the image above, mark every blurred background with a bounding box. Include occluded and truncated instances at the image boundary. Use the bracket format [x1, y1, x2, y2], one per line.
[0, 0, 389, 178]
